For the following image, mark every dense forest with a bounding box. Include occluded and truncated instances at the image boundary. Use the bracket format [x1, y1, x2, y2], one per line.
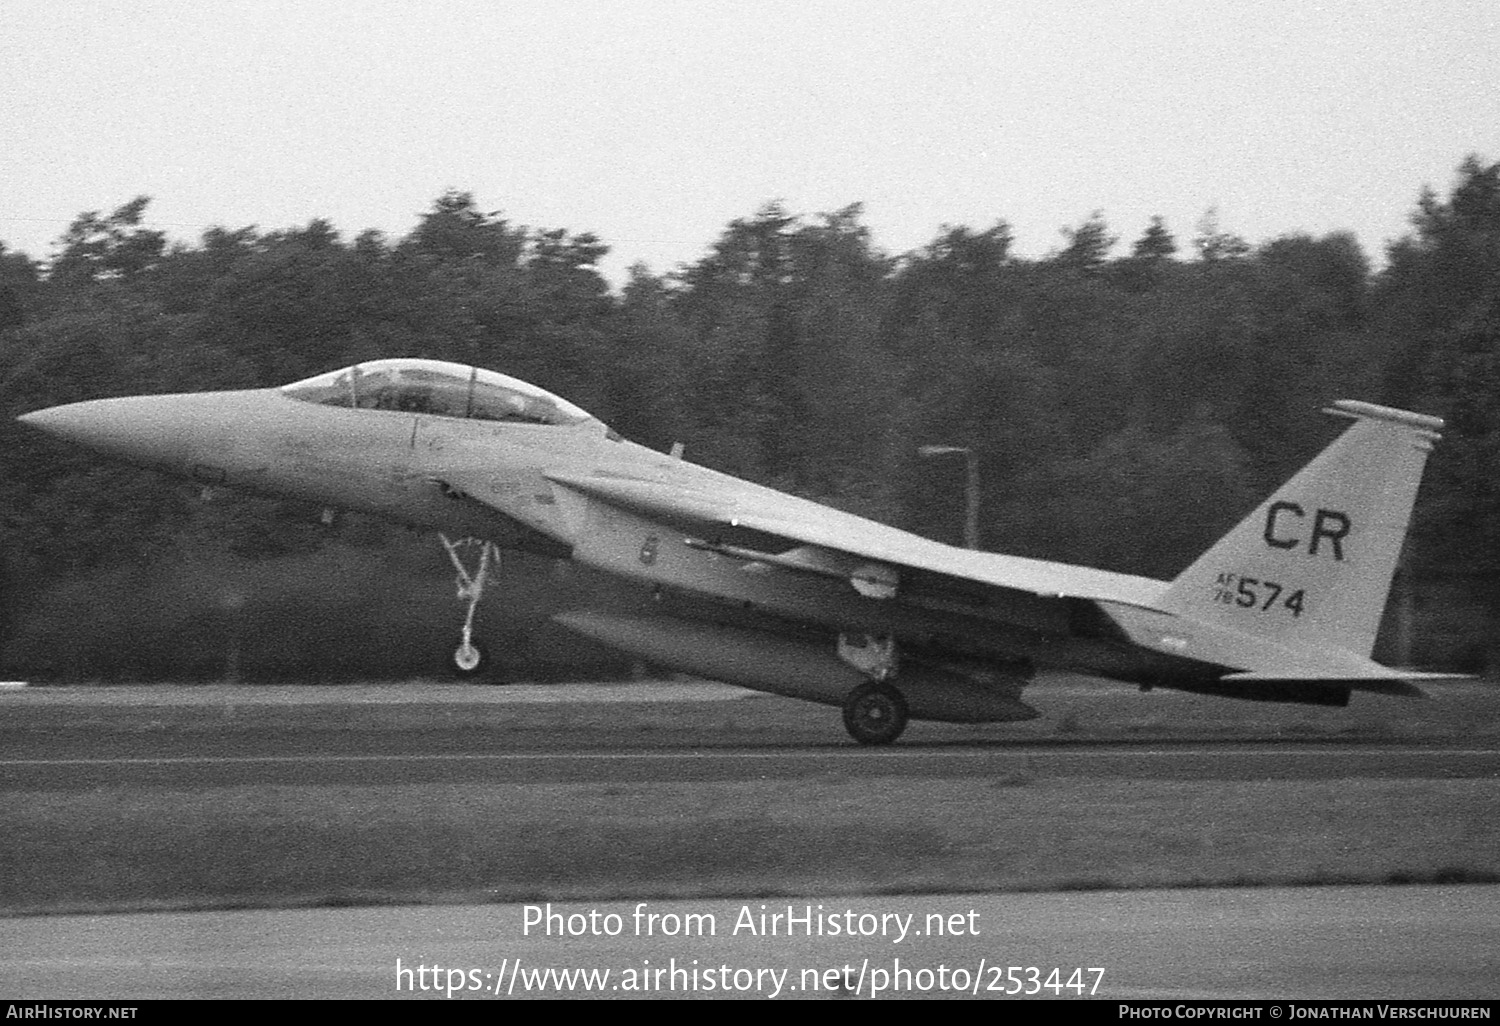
[2, 157, 1497, 680]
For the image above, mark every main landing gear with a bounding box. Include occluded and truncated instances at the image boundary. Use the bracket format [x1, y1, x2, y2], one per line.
[842, 682, 909, 746]
[837, 632, 910, 745]
[441, 534, 498, 679]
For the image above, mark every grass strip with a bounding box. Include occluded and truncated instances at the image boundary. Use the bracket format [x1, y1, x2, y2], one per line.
[5, 777, 1497, 915]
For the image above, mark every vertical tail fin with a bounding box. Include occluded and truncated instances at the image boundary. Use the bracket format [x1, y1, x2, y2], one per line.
[1159, 401, 1443, 659]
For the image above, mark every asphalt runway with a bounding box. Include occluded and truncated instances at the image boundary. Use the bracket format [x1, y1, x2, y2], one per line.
[5, 679, 1499, 788]
[4, 681, 1498, 1000]
[3, 886, 1496, 999]
[6, 739, 1500, 790]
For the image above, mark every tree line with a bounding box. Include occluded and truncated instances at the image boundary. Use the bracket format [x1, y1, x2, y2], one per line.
[1, 157, 1497, 678]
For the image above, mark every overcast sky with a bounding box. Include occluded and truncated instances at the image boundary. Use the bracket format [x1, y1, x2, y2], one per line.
[4, 1, 1497, 285]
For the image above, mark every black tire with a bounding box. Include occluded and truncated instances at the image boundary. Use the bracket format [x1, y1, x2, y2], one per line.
[842, 682, 909, 745]
[450, 639, 490, 679]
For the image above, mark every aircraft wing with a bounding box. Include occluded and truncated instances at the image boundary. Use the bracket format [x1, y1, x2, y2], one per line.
[1223, 669, 1468, 682]
[542, 470, 1169, 609]
[1219, 669, 1472, 699]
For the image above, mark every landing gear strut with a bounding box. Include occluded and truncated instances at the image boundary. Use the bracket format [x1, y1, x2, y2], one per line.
[441, 534, 498, 679]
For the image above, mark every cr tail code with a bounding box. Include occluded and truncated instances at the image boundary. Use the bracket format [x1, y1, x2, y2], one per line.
[1263, 502, 1350, 560]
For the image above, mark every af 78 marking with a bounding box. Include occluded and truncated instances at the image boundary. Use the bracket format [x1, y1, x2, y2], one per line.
[1213, 573, 1306, 618]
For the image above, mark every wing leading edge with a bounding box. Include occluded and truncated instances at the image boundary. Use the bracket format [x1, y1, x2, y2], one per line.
[543, 470, 1168, 609]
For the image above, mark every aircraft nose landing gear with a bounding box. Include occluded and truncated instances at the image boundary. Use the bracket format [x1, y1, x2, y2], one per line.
[451, 637, 490, 677]
[441, 534, 499, 680]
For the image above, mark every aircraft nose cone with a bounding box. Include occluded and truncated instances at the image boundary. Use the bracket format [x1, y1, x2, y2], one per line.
[16, 395, 211, 468]
[17, 401, 119, 447]
[19, 405, 99, 441]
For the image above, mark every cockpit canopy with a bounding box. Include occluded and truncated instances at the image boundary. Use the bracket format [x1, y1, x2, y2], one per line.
[280, 358, 596, 427]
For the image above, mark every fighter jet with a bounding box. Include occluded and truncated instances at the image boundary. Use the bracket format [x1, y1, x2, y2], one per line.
[18, 357, 1452, 743]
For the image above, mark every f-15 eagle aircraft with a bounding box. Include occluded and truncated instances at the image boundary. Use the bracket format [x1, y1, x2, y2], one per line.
[18, 357, 1451, 743]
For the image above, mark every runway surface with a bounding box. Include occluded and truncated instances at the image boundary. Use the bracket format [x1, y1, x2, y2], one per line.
[5, 680, 1499, 788]
[6, 740, 1500, 790]
[4, 681, 1498, 1000]
[3, 886, 1496, 999]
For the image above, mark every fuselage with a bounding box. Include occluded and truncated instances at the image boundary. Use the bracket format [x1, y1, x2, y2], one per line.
[17, 368, 1209, 691]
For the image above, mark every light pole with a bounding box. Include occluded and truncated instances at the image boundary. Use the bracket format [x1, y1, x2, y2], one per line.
[917, 444, 980, 550]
